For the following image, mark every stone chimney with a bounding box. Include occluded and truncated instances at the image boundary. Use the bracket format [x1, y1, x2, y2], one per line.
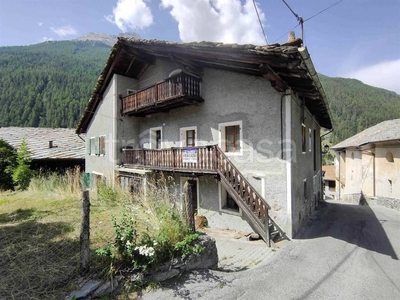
[287, 31, 296, 43]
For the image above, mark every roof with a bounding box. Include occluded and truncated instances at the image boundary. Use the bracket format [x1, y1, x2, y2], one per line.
[76, 38, 332, 134]
[0, 127, 85, 160]
[332, 119, 400, 150]
[322, 165, 335, 181]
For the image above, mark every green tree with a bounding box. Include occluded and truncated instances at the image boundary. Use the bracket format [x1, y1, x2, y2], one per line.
[0, 139, 17, 190]
[12, 138, 33, 190]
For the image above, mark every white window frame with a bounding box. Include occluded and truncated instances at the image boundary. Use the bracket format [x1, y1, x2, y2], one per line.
[149, 127, 163, 149]
[218, 183, 241, 215]
[218, 120, 243, 156]
[180, 126, 197, 147]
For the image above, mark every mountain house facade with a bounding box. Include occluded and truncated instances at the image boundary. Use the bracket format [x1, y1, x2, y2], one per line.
[332, 119, 400, 210]
[76, 37, 332, 244]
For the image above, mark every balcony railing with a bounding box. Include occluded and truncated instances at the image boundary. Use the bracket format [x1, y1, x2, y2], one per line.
[122, 146, 216, 174]
[122, 72, 203, 116]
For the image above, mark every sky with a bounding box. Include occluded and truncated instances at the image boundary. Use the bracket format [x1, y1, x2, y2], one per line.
[0, 0, 399, 94]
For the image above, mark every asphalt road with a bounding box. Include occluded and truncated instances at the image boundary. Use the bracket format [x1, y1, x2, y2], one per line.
[141, 200, 400, 299]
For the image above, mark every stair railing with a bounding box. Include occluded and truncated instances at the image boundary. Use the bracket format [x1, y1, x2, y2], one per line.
[214, 145, 271, 244]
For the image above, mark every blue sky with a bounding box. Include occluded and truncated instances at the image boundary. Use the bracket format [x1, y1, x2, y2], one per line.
[0, 0, 399, 94]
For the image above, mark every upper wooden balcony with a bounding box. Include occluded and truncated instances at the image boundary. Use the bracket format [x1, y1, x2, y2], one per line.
[121, 72, 203, 117]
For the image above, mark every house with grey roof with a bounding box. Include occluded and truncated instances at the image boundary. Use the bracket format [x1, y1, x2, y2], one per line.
[76, 37, 333, 244]
[332, 119, 400, 210]
[0, 127, 85, 171]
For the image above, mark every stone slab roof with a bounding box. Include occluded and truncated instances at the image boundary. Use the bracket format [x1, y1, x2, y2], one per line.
[332, 119, 400, 150]
[0, 127, 85, 160]
[322, 165, 335, 181]
[76, 37, 332, 134]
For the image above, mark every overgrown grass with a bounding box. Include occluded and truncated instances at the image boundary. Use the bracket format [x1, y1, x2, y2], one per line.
[0, 169, 127, 299]
[0, 171, 201, 299]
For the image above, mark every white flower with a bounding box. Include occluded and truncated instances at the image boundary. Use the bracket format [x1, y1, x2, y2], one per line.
[153, 241, 157, 246]
[135, 245, 155, 257]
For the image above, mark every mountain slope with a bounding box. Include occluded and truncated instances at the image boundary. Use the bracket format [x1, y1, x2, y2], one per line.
[0, 40, 110, 128]
[0, 37, 399, 142]
[319, 74, 400, 144]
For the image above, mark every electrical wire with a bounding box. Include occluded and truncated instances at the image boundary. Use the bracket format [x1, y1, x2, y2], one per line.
[253, 0, 269, 45]
[304, 0, 344, 22]
[275, 0, 345, 43]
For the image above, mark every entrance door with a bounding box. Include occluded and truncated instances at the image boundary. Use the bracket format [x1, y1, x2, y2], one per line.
[187, 179, 198, 214]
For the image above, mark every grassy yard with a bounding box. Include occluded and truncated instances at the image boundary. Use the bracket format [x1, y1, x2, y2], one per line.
[0, 172, 125, 299]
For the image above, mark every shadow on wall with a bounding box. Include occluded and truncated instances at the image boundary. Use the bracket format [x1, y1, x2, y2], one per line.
[295, 199, 398, 260]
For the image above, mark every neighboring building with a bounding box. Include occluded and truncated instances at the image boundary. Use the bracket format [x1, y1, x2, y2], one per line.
[0, 127, 85, 171]
[76, 37, 333, 243]
[332, 119, 400, 210]
[322, 165, 336, 199]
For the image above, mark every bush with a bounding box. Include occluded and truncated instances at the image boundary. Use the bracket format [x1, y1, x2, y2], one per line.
[96, 175, 203, 272]
[12, 138, 33, 190]
[0, 139, 16, 190]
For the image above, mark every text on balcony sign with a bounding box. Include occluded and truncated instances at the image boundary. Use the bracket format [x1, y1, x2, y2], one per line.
[182, 148, 198, 164]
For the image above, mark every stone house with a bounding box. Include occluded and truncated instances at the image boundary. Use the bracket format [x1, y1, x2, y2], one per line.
[322, 165, 336, 199]
[332, 119, 400, 210]
[76, 38, 332, 244]
[0, 127, 85, 171]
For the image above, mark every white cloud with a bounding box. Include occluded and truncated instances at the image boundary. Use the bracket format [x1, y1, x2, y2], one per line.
[50, 25, 77, 37]
[343, 59, 400, 94]
[42, 37, 53, 42]
[105, 0, 153, 32]
[161, 0, 267, 44]
[38, 22, 43, 27]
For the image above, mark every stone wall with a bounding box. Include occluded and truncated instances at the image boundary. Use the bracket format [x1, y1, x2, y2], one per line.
[376, 197, 400, 212]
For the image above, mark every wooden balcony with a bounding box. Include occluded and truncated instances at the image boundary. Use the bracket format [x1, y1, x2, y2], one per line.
[121, 73, 203, 117]
[122, 146, 217, 174]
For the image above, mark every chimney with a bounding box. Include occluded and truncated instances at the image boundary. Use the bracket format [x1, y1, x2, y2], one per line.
[287, 31, 296, 43]
[49, 141, 53, 148]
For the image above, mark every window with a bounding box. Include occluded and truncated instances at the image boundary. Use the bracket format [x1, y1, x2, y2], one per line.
[303, 178, 307, 202]
[180, 126, 197, 147]
[302, 124, 306, 153]
[89, 136, 105, 156]
[313, 130, 317, 170]
[219, 121, 243, 155]
[386, 151, 394, 163]
[149, 127, 162, 149]
[186, 130, 195, 147]
[226, 125, 240, 152]
[309, 128, 312, 152]
[225, 192, 239, 211]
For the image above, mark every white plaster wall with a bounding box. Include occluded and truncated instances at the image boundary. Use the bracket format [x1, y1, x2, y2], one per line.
[289, 94, 322, 237]
[344, 150, 363, 194]
[85, 76, 116, 180]
[375, 146, 400, 199]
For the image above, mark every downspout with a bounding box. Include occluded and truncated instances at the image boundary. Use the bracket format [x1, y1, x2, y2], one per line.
[281, 91, 292, 159]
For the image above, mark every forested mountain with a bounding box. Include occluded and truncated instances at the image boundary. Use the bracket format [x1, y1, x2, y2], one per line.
[319, 74, 400, 144]
[0, 40, 110, 128]
[0, 36, 399, 143]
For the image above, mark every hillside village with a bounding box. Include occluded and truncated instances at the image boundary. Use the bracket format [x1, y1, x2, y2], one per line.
[0, 35, 399, 299]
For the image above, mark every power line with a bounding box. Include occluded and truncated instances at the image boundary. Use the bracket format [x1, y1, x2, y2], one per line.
[253, 0, 269, 45]
[304, 0, 345, 22]
[276, 0, 345, 43]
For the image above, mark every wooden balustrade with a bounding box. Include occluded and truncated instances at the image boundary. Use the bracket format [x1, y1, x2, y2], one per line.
[122, 146, 216, 173]
[122, 72, 202, 115]
[122, 145, 271, 244]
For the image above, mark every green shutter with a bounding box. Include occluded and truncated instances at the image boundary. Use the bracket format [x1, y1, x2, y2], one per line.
[94, 137, 100, 155]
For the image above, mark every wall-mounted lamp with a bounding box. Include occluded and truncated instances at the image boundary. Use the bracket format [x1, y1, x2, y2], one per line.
[322, 144, 330, 154]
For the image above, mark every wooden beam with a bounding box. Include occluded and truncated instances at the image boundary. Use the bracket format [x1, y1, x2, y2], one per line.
[259, 64, 288, 92]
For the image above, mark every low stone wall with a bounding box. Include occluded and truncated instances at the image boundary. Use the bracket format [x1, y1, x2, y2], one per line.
[376, 197, 400, 212]
[341, 193, 362, 205]
[147, 234, 218, 282]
